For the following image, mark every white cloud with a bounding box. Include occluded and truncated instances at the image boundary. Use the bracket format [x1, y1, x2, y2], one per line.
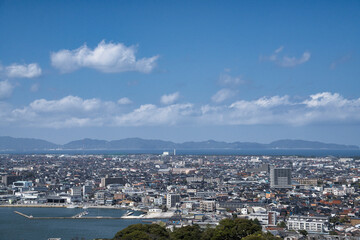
[211, 88, 236, 103]
[330, 53, 351, 70]
[5, 63, 42, 78]
[29, 96, 104, 113]
[160, 92, 180, 105]
[279, 52, 311, 67]
[261, 47, 311, 67]
[1, 92, 360, 128]
[274, 46, 284, 54]
[51, 40, 159, 73]
[30, 83, 39, 92]
[219, 74, 245, 86]
[0, 80, 14, 99]
[303, 92, 360, 110]
[118, 97, 132, 105]
[114, 103, 193, 126]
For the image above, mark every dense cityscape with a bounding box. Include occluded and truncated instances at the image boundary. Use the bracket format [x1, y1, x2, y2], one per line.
[1, 153, 360, 239]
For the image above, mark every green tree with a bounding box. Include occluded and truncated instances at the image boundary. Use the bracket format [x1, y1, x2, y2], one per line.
[329, 230, 338, 235]
[277, 221, 286, 228]
[298, 230, 308, 237]
[242, 232, 282, 240]
[201, 226, 216, 240]
[170, 225, 203, 240]
[252, 218, 261, 226]
[113, 224, 170, 240]
[121, 230, 151, 240]
[330, 216, 339, 224]
[211, 218, 262, 240]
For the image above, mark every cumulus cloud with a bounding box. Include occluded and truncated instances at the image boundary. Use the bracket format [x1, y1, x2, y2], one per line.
[5, 63, 42, 78]
[114, 103, 193, 126]
[212, 88, 236, 103]
[260, 47, 311, 67]
[117, 97, 132, 105]
[303, 92, 360, 108]
[1, 92, 360, 128]
[8, 95, 117, 128]
[0, 80, 14, 99]
[51, 40, 159, 73]
[160, 92, 180, 105]
[28, 96, 104, 113]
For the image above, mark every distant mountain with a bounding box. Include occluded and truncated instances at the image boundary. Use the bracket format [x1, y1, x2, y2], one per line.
[63, 138, 109, 149]
[268, 139, 359, 150]
[0, 136, 358, 151]
[0, 136, 59, 151]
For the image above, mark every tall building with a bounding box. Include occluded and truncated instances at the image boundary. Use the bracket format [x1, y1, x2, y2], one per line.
[270, 168, 292, 188]
[70, 186, 82, 196]
[166, 194, 180, 209]
[2, 175, 22, 186]
[82, 185, 92, 196]
[100, 177, 125, 188]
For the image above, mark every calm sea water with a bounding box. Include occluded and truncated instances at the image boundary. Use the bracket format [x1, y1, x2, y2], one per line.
[3, 149, 360, 157]
[0, 207, 147, 240]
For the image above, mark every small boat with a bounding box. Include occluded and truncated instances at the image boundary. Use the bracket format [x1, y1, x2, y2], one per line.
[125, 211, 134, 216]
[67, 205, 79, 209]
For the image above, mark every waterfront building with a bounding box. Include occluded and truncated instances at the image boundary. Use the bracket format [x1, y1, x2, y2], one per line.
[12, 181, 33, 192]
[70, 186, 82, 196]
[2, 175, 22, 186]
[82, 185, 92, 196]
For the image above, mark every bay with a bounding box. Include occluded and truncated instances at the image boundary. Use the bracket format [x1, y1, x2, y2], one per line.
[2, 149, 360, 157]
[0, 207, 147, 240]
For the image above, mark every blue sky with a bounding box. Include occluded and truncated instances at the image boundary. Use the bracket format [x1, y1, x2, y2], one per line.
[0, 0, 359, 145]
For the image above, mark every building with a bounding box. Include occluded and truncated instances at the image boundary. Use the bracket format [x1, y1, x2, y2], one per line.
[12, 181, 33, 192]
[82, 185, 92, 196]
[268, 211, 277, 226]
[246, 164, 270, 173]
[2, 175, 22, 186]
[70, 186, 82, 196]
[270, 168, 292, 189]
[166, 194, 180, 209]
[294, 178, 318, 185]
[200, 200, 216, 212]
[287, 215, 328, 233]
[100, 177, 125, 188]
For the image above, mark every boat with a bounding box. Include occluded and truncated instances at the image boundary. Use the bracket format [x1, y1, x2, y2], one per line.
[125, 211, 134, 216]
[67, 204, 79, 209]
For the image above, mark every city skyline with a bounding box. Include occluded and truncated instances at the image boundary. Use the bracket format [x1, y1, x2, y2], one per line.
[0, 1, 360, 145]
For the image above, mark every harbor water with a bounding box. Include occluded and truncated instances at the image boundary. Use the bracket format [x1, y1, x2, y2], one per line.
[0, 207, 147, 240]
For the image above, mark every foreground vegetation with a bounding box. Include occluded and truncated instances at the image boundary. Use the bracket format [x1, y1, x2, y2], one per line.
[107, 218, 281, 240]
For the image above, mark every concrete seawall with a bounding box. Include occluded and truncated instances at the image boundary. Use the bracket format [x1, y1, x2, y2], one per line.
[14, 211, 175, 220]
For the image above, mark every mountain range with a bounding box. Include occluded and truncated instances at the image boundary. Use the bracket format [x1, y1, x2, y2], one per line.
[0, 136, 358, 151]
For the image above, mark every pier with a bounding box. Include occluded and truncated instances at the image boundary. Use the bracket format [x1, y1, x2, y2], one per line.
[14, 211, 124, 219]
[13, 211, 174, 220]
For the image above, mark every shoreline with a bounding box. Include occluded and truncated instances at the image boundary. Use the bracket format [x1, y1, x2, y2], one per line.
[0, 204, 133, 210]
